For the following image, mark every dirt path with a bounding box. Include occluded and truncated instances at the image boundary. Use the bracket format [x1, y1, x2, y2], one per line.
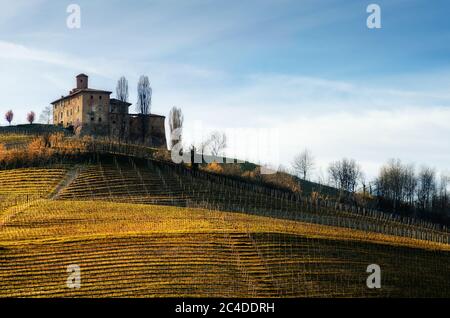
[49, 165, 83, 200]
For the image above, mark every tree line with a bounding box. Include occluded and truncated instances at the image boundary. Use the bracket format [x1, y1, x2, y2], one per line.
[291, 149, 449, 220]
[167, 110, 449, 222]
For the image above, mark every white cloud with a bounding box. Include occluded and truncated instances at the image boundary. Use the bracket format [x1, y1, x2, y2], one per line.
[275, 107, 450, 178]
[171, 73, 450, 180]
[181, 106, 450, 181]
[0, 41, 118, 76]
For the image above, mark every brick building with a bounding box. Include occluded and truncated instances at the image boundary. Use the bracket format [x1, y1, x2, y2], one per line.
[51, 74, 167, 148]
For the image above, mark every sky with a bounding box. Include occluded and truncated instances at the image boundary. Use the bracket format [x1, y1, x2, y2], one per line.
[0, 0, 449, 182]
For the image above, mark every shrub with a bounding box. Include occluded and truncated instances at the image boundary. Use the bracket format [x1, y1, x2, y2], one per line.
[261, 170, 301, 193]
[0, 143, 6, 162]
[204, 162, 224, 174]
[153, 148, 172, 162]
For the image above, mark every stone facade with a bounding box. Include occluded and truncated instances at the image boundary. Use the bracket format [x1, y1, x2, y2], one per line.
[51, 74, 167, 148]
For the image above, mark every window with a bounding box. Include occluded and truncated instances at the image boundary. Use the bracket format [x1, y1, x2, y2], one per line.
[90, 95, 93, 99]
[99, 96, 102, 100]
[98, 117, 102, 122]
[91, 117, 94, 121]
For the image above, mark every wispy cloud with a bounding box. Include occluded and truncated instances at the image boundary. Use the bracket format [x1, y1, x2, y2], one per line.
[0, 41, 112, 76]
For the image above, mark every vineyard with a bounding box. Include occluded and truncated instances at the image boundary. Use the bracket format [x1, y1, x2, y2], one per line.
[0, 168, 67, 213]
[0, 153, 450, 297]
[0, 134, 35, 148]
[54, 156, 450, 244]
[1, 199, 450, 297]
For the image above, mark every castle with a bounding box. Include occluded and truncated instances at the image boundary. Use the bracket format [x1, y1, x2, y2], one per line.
[51, 74, 167, 148]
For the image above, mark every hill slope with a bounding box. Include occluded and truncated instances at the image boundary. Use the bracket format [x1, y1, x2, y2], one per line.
[1, 200, 449, 297]
[0, 157, 449, 297]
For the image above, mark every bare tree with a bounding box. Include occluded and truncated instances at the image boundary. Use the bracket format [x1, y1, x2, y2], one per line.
[292, 149, 315, 180]
[136, 75, 152, 115]
[375, 159, 408, 211]
[374, 160, 448, 216]
[417, 166, 436, 212]
[208, 131, 227, 157]
[39, 106, 53, 124]
[168, 106, 184, 149]
[116, 76, 129, 102]
[437, 173, 449, 216]
[198, 139, 211, 156]
[27, 111, 36, 124]
[5, 110, 13, 125]
[136, 75, 152, 142]
[328, 158, 362, 193]
[404, 164, 417, 206]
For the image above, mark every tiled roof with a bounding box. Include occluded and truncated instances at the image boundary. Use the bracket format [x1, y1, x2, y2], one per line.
[51, 88, 112, 104]
[110, 98, 132, 106]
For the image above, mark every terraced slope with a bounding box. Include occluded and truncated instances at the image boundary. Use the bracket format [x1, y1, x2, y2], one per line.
[1, 162, 449, 297]
[55, 160, 450, 243]
[57, 163, 188, 206]
[0, 168, 67, 213]
[0, 168, 67, 196]
[0, 200, 449, 297]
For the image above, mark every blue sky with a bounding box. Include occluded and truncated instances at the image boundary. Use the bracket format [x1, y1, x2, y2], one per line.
[0, 0, 449, 180]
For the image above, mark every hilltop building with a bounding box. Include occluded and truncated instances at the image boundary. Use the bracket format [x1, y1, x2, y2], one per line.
[51, 74, 167, 148]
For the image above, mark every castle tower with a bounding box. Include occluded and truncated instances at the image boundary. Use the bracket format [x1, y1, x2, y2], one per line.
[76, 73, 88, 90]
